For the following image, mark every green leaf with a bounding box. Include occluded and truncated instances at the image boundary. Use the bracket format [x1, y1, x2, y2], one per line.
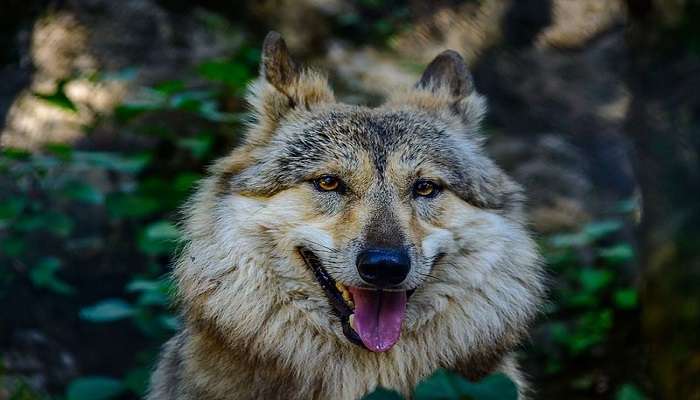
[137, 288, 170, 306]
[138, 220, 180, 256]
[44, 143, 74, 160]
[565, 310, 613, 354]
[414, 370, 518, 400]
[579, 269, 614, 292]
[34, 81, 78, 113]
[362, 387, 404, 400]
[614, 288, 638, 309]
[174, 172, 202, 193]
[0, 198, 26, 222]
[126, 279, 163, 292]
[1, 236, 27, 257]
[80, 298, 134, 322]
[159, 315, 181, 331]
[72, 151, 151, 173]
[198, 60, 251, 89]
[44, 212, 75, 237]
[169, 90, 212, 111]
[599, 244, 635, 264]
[197, 101, 240, 122]
[614, 198, 639, 214]
[106, 193, 161, 219]
[30, 257, 75, 295]
[551, 220, 624, 248]
[567, 334, 603, 354]
[239, 46, 262, 67]
[1, 147, 31, 160]
[15, 212, 74, 237]
[459, 373, 519, 400]
[123, 366, 151, 396]
[414, 369, 462, 399]
[583, 220, 623, 240]
[549, 232, 588, 248]
[128, 278, 173, 306]
[61, 181, 105, 205]
[153, 80, 185, 96]
[616, 384, 646, 400]
[13, 214, 44, 232]
[66, 377, 125, 400]
[549, 322, 570, 343]
[144, 221, 180, 241]
[177, 134, 213, 159]
[565, 291, 599, 308]
[114, 102, 161, 122]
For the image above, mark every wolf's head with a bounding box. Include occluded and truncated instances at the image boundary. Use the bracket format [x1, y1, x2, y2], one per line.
[177, 33, 543, 359]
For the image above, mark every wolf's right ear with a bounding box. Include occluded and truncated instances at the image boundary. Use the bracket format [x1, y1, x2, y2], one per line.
[261, 31, 300, 105]
[245, 32, 334, 143]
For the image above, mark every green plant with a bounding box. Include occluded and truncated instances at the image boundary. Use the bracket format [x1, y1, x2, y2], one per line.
[362, 370, 518, 400]
[54, 41, 261, 400]
[525, 208, 644, 397]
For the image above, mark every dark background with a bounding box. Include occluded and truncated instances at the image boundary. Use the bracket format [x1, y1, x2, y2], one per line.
[0, 1, 698, 399]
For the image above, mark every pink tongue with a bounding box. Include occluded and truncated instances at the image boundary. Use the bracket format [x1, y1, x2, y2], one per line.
[348, 288, 407, 352]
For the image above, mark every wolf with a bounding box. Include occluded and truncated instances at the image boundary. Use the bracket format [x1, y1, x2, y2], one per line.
[147, 31, 545, 400]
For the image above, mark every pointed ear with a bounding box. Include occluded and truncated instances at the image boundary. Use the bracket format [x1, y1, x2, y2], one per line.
[387, 49, 485, 130]
[416, 50, 474, 100]
[245, 32, 334, 144]
[261, 31, 300, 105]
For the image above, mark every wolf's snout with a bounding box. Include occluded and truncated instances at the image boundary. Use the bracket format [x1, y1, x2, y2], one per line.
[356, 248, 410, 287]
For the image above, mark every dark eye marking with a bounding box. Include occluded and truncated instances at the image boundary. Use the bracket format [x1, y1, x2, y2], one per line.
[413, 179, 442, 199]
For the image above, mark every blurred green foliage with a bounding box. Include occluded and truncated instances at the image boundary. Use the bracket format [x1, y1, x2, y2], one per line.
[363, 371, 517, 400]
[524, 211, 645, 398]
[0, 40, 262, 399]
[0, 17, 646, 400]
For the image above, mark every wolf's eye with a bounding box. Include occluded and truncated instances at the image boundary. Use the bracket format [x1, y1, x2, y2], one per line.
[314, 175, 342, 192]
[413, 180, 441, 198]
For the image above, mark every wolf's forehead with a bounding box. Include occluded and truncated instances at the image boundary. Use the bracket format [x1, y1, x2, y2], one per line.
[303, 110, 442, 143]
[282, 109, 453, 169]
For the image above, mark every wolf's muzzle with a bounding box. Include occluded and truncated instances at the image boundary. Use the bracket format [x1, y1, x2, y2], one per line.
[356, 248, 410, 288]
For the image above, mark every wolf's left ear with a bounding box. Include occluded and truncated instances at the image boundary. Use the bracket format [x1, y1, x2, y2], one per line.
[245, 32, 334, 143]
[389, 50, 485, 129]
[261, 31, 300, 105]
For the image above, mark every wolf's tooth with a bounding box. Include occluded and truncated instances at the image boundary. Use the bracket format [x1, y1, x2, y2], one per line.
[336, 281, 354, 307]
[349, 314, 356, 331]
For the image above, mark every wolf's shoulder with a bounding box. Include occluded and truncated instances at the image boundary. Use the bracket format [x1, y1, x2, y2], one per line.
[146, 331, 192, 400]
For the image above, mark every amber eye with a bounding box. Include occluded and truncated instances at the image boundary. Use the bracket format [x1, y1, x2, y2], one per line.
[314, 175, 342, 192]
[413, 180, 440, 198]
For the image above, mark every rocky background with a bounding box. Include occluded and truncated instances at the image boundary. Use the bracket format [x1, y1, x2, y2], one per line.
[1, 1, 698, 399]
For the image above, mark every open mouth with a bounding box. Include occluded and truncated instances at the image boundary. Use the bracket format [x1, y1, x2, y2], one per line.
[298, 248, 414, 352]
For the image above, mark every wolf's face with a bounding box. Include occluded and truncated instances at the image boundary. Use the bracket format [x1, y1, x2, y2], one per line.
[179, 33, 542, 359]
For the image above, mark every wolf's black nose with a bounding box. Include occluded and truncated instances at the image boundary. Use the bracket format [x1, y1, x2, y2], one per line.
[356, 248, 410, 287]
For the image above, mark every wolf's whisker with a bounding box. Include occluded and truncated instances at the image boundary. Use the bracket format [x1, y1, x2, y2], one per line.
[416, 272, 441, 282]
[301, 239, 340, 253]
